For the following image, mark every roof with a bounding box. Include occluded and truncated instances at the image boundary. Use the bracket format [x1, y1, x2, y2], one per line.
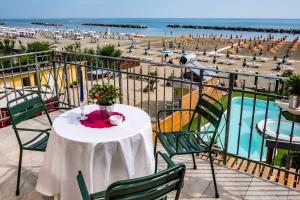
[185, 61, 217, 81]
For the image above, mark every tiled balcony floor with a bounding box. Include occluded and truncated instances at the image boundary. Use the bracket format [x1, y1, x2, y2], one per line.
[0, 111, 299, 200]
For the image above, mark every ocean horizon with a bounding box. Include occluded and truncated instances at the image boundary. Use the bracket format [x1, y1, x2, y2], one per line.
[1, 18, 300, 39]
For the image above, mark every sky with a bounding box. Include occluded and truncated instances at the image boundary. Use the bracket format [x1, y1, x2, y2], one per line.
[0, 0, 299, 19]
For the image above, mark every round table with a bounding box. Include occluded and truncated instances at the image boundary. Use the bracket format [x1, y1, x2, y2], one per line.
[36, 104, 155, 200]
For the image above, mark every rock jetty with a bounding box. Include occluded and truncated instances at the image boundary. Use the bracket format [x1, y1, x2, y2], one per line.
[166, 24, 300, 34]
[32, 22, 63, 26]
[82, 23, 147, 28]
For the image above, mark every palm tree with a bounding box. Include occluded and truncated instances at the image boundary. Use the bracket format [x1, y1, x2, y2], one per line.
[74, 42, 81, 52]
[1, 39, 15, 54]
[64, 42, 81, 53]
[96, 45, 121, 57]
[25, 41, 54, 53]
[96, 45, 122, 69]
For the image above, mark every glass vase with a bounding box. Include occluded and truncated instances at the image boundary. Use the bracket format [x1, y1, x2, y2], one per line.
[99, 105, 113, 119]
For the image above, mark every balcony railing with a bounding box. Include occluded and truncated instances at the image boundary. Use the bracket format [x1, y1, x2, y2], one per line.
[0, 51, 299, 185]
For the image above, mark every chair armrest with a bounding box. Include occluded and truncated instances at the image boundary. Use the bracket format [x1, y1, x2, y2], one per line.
[16, 128, 51, 136]
[16, 127, 51, 132]
[21, 128, 51, 146]
[155, 151, 176, 171]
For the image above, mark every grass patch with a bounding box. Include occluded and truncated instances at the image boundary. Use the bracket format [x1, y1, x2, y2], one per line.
[274, 149, 288, 167]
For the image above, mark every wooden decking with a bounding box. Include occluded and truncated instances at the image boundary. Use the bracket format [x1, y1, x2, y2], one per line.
[199, 153, 300, 190]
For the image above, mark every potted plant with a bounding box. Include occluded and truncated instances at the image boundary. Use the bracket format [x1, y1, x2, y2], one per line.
[285, 74, 300, 109]
[89, 84, 120, 118]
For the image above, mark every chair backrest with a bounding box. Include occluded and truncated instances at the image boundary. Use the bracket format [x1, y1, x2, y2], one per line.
[7, 93, 51, 126]
[77, 164, 186, 200]
[188, 94, 224, 146]
[7, 93, 52, 144]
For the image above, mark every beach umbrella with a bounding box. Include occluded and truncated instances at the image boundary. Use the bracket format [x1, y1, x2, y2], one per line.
[282, 56, 286, 64]
[253, 53, 256, 61]
[226, 51, 230, 58]
[169, 41, 173, 49]
[243, 59, 247, 67]
[276, 63, 281, 71]
[259, 49, 263, 56]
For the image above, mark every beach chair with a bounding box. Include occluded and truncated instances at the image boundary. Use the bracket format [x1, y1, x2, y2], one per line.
[154, 94, 224, 198]
[7, 93, 52, 195]
[77, 151, 186, 200]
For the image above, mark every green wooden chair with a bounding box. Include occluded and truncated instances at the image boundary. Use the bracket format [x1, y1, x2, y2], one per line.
[77, 151, 186, 200]
[7, 93, 52, 195]
[154, 94, 224, 198]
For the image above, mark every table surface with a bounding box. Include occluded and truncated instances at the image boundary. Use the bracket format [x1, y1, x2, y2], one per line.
[53, 104, 152, 143]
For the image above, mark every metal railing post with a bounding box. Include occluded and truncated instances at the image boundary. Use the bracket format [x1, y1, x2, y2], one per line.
[117, 59, 123, 104]
[52, 51, 60, 105]
[34, 54, 42, 96]
[197, 69, 204, 131]
[63, 53, 71, 107]
[223, 73, 235, 165]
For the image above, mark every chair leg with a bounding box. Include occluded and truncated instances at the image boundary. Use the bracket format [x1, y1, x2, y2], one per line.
[16, 149, 23, 196]
[154, 135, 158, 156]
[155, 152, 158, 173]
[192, 153, 197, 169]
[209, 152, 219, 198]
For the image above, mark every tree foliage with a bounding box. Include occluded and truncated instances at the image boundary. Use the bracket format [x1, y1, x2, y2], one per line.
[65, 42, 81, 53]
[285, 74, 300, 95]
[25, 41, 54, 53]
[96, 45, 121, 57]
[0, 39, 15, 54]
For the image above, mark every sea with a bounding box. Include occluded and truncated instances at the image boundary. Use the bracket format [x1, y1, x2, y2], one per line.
[1, 18, 300, 40]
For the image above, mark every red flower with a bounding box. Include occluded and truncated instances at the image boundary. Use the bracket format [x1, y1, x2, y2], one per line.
[95, 93, 101, 99]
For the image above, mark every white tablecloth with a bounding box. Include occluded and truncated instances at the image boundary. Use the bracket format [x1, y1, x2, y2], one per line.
[36, 104, 155, 200]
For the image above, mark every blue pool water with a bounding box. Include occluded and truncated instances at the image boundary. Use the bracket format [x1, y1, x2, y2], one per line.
[217, 97, 282, 161]
[267, 121, 300, 138]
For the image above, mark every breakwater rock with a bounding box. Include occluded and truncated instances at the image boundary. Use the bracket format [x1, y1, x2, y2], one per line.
[32, 22, 63, 26]
[82, 23, 147, 28]
[166, 24, 300, 34]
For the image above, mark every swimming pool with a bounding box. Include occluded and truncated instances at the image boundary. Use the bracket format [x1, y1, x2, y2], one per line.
[216, 97, 283, 161]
